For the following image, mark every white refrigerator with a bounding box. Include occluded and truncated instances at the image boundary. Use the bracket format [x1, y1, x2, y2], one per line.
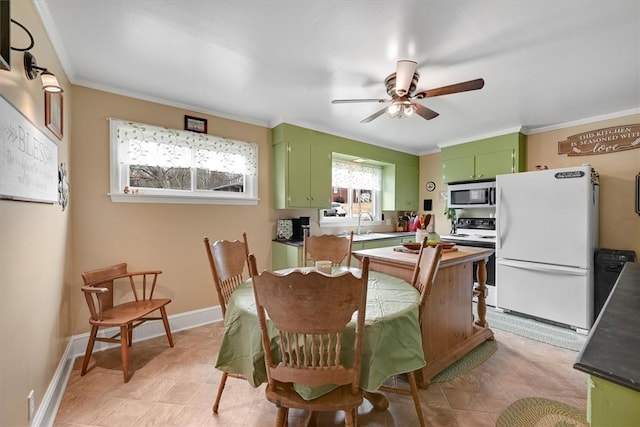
[496, 165, 599, 331]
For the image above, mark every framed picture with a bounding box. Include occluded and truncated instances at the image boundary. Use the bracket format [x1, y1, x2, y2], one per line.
[45, 92, 63, 140]
[184, 115, 207, 133]
[0, 0, 10, 71]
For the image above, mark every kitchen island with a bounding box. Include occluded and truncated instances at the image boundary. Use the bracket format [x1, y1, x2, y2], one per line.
[352, 245, 495, 387]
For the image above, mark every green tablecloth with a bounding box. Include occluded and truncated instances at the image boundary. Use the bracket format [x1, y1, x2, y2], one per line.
[215, 268, 425, 399]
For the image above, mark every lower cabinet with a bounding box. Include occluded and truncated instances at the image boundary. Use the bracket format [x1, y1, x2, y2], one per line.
[272, 236, 415, 270]
[271, 241, 303, 271]
[588, 375, 640, 426]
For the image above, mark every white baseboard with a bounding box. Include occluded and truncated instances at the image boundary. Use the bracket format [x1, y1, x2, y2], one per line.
[34, 305, 223, 427]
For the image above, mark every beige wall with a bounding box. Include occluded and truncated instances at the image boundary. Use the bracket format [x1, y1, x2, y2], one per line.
[420, 114, 640, 258]
[70, 86, 274, 334]
[0, 2, 72, 426]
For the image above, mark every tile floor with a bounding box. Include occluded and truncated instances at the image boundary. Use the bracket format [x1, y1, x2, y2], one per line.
[53, 322, 588, 427]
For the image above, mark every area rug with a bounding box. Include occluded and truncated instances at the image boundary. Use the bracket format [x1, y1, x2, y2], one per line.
[475, 305, 587, 351]
[496, 397, 588, 427]
[431, 339, 497, 383]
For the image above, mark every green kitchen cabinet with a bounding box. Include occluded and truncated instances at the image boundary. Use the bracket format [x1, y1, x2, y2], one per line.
[395, 164, 419, 211]
[475, 150, 516, 179]
[271, 241, 303, 270]
[442, 156, 476, 183]
[273, 123, 419, 211]
[273, 139, 332, 209]
[588, 375, 640, 426]
[382, 164, 419, 211]
[272, 236, 411, 270]
[441, 132, 526, 183]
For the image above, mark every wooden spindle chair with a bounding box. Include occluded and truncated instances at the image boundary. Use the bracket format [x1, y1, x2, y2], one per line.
[377, 238, 443, 427]
[249, 254, 370, 427]
[203, 232, 251, 413]
[303, 230, 354, 267]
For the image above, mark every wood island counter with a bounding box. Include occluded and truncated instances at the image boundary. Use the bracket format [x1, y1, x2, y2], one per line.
[352, 245, 495, 387]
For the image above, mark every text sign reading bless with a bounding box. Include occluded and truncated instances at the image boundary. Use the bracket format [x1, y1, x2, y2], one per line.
[0, 96, 58, 203]
[558, 124, 640, 156]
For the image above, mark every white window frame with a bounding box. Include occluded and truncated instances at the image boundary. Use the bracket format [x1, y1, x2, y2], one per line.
[319, 160, 383, 227]
[108, 119, 259, 205]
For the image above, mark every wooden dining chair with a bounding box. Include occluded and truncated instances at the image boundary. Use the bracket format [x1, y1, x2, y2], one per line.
[80, 263, 174, 383]
[249, 254, 370, 427]
[378, 238, 442, 427]
[203, 232, 251, 414]
[303, 230, 354, 267]
[410, 239, 444, 318]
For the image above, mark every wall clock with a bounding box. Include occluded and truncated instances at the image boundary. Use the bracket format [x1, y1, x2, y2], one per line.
[426, 181, 436, 192]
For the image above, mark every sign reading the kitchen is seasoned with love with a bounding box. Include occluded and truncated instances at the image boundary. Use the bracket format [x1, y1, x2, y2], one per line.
[558, 124, 640, 156]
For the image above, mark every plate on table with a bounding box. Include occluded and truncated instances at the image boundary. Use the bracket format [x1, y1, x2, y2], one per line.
[437, 242, 456, 249]
[402, 242, 422, 251]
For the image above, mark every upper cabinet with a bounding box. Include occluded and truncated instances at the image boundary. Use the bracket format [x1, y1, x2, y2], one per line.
[273, 138, 332, 209]
[382, 164, 419, 211]
[272, 124, 420, 210]
[441, 133, 526, 183]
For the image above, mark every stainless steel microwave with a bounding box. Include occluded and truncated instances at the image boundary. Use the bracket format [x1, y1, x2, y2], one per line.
[447, 180, 496, 208]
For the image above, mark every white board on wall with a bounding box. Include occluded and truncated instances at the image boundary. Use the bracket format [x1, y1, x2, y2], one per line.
[0, 95, 58, 203]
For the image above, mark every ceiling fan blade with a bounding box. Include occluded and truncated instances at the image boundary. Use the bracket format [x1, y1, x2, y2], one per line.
[395, 60, 417, 96]
[414, 103, 440, 120]
[360, 107, 388, 123]
[332, 98, 389, 104]
[413, 78, 485, 99]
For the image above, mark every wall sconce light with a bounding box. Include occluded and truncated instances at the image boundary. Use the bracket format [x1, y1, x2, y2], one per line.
[23, 51, 63, 93]
[6, 17, 64, 92]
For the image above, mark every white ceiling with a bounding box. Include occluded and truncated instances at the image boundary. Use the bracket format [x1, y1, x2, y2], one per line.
[36, 1, 640, 155]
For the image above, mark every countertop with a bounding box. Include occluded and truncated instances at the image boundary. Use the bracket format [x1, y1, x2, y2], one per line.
[574, 261, 640, 391]
[273, 231, 417, 247]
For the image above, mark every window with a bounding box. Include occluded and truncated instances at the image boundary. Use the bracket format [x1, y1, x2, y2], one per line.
[109, 119, 258, 204]
[320, 160, 382, 225]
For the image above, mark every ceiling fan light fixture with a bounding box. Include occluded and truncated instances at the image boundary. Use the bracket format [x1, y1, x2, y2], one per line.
[403, 104, 416, 116]
[387, 103, 400, 117]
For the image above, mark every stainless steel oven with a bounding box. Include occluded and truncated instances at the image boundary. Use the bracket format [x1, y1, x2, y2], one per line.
[447, 180, 496, 209]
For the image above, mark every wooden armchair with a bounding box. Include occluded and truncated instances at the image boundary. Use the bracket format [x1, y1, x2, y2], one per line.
[249, 254, 370, 427]
[378, 239, 442, 427]
[303, 231, 354, 267]
[203, 232, 251, 413]
[80, 263, 173, 383]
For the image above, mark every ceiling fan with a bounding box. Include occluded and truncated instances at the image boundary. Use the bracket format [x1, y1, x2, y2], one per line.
[332, 60, 484, 123]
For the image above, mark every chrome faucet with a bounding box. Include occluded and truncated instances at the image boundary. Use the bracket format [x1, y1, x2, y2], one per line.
[356, 211, 374, 235]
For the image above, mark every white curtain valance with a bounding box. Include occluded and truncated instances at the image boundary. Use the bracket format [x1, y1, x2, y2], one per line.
[332, 160, 381, 191]
[111, 119, 258, 176]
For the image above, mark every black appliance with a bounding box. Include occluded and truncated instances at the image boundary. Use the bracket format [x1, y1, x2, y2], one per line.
[291, 216, 310, 241]
[594, 248, 636, 318]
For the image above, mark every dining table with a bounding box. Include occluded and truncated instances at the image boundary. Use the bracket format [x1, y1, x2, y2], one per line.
[215, 266, 425, 406]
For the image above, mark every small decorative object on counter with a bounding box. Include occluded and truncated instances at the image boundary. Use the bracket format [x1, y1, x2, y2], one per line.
[415, 228, 425, 243]
[427, 230, 440, 245]
[276, 219, 293, 240]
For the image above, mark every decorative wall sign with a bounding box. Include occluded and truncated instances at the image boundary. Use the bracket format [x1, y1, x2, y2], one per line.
[558, 124, 640, 156]
[1, 96, 59, 203]
[184, 115, 207, 133]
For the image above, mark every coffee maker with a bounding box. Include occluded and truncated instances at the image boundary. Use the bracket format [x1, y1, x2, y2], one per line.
[291, 216, 310, 241]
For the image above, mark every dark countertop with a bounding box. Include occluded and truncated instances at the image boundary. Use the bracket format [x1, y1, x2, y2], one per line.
[574, 262, 640, 391]
[273, 231, 417, 247]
